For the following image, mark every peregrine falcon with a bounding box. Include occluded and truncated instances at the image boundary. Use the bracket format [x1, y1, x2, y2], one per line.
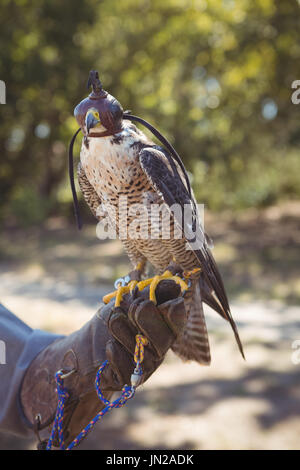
[72, 71, 244, 365]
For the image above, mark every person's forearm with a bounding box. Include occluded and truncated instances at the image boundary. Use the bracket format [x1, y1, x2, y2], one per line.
[0, 304, 63, 437]
[20, 309, 114, 444]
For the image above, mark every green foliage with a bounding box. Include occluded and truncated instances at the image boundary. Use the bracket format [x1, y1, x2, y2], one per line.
[0, 0, 300, 225]
[9, 185, 52, 226]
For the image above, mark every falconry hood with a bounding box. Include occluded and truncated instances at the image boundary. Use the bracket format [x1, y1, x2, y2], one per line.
[69, 70, 193, 230]
[74, 70, 124, 136]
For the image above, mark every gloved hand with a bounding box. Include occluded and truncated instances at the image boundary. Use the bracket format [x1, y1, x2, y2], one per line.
[20, 279, 187, 448]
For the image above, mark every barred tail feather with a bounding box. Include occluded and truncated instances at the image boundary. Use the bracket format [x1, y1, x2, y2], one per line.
[171, 283, 211, 365]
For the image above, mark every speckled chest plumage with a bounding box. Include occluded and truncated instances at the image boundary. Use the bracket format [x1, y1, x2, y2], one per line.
[80, 124, 156, 217]
[79, 123, 185, 271]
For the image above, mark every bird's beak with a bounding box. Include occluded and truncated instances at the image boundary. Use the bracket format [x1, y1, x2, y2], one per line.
[85, 110, 100, 134]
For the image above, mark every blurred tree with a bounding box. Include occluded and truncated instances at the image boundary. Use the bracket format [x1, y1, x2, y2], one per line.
[0, 0, 99, 224]
[0, 0, 300, 225]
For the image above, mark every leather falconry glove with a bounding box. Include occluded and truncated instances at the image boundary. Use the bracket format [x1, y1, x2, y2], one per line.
[20, 280, 187, 448]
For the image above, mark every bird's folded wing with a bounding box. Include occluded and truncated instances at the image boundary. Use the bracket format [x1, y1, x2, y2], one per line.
[77, 162, 103, 220]
[139, 146, 244, 359]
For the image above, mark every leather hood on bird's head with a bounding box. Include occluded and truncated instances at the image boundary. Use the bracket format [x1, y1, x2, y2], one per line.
[70, 70, 192, 234]
[74, 70, 124, 135]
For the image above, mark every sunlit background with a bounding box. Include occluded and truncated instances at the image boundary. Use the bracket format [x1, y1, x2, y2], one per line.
[0, 0, 300, 450]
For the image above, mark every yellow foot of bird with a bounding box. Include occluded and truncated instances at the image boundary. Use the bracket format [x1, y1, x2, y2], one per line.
[136, 270, 189, 305]
[103, 279, 138, 307]
[183, 267, 201, 279]
[102, 262, 145, 307]
[102, 267, 201, 307]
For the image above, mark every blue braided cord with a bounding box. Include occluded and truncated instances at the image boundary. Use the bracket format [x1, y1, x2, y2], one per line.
[66, 383, 134, 450]
[47, 359, 135, 451]
[66, 360, 135, 450]
[46, 371, 69, 450]
[95, 359, 111, 405]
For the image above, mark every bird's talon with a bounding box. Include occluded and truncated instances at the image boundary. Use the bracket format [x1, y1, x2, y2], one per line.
[183, 267, 201, 279]
[136, 270, 190, 304]
[103, 268, 198, 306]
[129, 280, 138, 294]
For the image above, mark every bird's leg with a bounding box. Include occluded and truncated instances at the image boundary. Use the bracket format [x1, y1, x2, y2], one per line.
[127, 260, 146, 282]
[102, 260, 146, 307]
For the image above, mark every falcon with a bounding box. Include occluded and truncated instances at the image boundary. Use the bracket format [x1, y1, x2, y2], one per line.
[71, 71, 244, 365]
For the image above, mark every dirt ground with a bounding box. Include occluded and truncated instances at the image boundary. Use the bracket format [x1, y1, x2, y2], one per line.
[0, 201, 299, 450]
